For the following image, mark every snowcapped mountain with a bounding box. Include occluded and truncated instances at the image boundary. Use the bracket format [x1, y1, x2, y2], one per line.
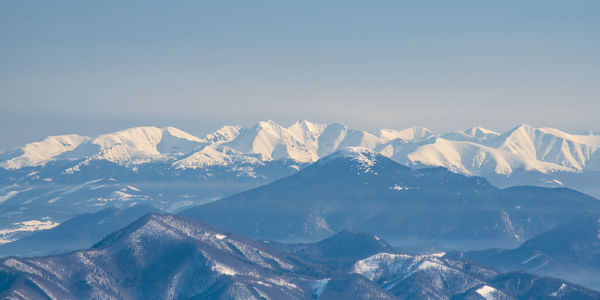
[0, 134, 90, 169]
[1, 126, 204, 169]
[2, 121, 599, 187]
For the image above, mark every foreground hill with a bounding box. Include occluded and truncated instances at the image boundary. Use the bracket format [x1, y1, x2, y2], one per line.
[180, 148, 600, 249]
[0, 214, 596, 300]
[0, 214, 332, 299]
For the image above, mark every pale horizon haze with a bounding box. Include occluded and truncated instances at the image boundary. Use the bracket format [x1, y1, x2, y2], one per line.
[1, 0, 599, 150]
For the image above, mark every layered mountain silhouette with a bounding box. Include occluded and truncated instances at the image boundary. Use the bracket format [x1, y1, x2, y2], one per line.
[446, 216, 600, 290]
[0, 213, 596, 300]
[2, 121, 600, 240]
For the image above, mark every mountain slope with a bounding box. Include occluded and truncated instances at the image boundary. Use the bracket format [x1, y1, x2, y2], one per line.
[0, 134, 91, 169]
[179, 148, 499, 243]
[0, 214, 397, 300]
[446, 216, 600, 290]
[352, 253, 600, 300]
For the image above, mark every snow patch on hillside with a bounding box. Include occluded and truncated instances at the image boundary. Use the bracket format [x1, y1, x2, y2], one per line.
[476, 285, 498, 300]
[0, 218, 60, 244]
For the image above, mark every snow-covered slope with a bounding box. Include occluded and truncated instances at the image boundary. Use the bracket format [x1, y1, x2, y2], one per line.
[379, 126, 433, 142]
[404, 137, 574, 176]
[485, 124, 600, 172]
[0, 134, 90, 169]
[3, 121, 599, 176]
[352, 252, 599, 300]
[441, 126, 500, 142]
[63, 126, 207, 166]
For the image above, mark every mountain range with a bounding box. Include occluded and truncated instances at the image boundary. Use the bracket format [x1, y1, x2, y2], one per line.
[1, 120, 599, 243]
[3, 121, 600, 182]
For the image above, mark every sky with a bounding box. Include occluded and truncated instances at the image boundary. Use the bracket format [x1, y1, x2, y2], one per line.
[1, 0, 599, 150]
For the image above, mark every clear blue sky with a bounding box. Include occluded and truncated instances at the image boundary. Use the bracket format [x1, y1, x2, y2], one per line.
[1, 0, 599, 149]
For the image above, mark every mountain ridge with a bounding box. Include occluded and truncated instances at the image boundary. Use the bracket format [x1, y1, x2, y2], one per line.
[3, 121, 598, 180]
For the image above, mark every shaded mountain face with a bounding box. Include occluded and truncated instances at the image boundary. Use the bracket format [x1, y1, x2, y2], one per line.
[0, 214, 331, 300]
[180, 149, 600, 249]
[0, 204, 161, 258]
[0, 213, 596, 300]
[446, 216, 600, 290]
[271, 230, 398, 269]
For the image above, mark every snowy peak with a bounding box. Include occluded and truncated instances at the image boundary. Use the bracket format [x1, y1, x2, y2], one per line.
[379, 127, 432, 142]
[93, 213, 220, 248]
[74, 126, 206, 165]
[0, 134, 91, 169]
[319, 147, 382, 167]
[441, 126, 500, 142]
[490, 124, 600, 171]
[313, 147, 396, 176]
[203, 125, 241, 144]
[222, 120, 380, 163]
[465, 126, 499, 137]
[162, 126, 204, 143]
[493, 124, 539, 157]
[287, 120, 328, 144]
[224, 120, 314, 162]
[172, 145, 262, 169]
[0, 126, 208, 169]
